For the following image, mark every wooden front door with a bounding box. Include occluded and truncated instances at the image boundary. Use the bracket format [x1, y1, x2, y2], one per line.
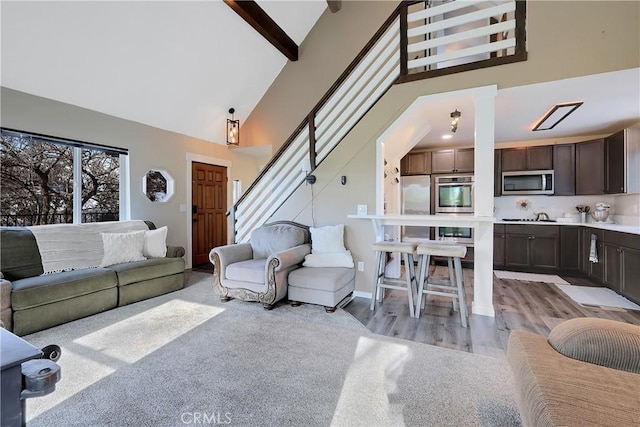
[192, 162, 227, 266]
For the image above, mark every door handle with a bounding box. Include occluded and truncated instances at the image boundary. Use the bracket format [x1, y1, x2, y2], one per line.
[192, 205, 198, 214]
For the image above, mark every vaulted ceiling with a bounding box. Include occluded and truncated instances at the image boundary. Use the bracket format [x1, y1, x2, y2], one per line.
[1, 0, 327, 145]
[3, 1, 639, 157]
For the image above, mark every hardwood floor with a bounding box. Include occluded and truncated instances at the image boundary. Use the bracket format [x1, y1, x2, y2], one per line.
[343, 267, 640, 359]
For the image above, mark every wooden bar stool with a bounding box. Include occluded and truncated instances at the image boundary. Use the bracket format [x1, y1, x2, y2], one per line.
[415, 242, 468, 327]
[370, 241, 418, 318]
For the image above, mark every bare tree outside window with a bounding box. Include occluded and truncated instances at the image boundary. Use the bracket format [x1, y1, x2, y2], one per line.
[1, 130, 122, 226]
[82, 149, 120, 222]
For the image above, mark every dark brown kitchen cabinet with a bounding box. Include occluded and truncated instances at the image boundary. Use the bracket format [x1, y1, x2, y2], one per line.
[580, 227, 604, 282]
[494, 224, 505, 268]
[494, 149, 502, 197]
[621, 247, 640, 303]
[604, 130, 625, 194]
[603, 231, 640, 304]
[501, 148, 526, 171]
[505, 225, 560, 271]
[553, 144, 575, 196]
[603, 242, 622, 292]
[560, 226, 580, 272]
[527, 146, 554, 170]
[576, 139, 605, 195]
[400, 151, 431, 175]
[431, 148, 474, 173]
[501, 146, 552, 171]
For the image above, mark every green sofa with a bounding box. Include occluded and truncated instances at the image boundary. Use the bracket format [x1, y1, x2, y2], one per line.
[0, 221, 185, 336]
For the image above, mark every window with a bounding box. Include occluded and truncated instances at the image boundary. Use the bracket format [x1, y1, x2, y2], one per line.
[1, 128, 128, 226]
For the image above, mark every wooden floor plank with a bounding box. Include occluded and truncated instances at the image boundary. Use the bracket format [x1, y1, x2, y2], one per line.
[343, 269, 640, 358]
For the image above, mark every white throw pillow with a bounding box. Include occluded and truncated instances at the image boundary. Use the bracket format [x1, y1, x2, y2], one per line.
[100, 230, 146, 267]
[303, 250, 355, 268]
[144, 226, 168, 258]
[310, 224, 346, 254]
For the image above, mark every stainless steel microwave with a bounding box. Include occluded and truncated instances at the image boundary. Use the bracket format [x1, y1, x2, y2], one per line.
[502, 170, 554, 195]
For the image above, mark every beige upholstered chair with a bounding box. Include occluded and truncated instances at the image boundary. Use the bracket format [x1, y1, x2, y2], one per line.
[209, 221, 310, 309]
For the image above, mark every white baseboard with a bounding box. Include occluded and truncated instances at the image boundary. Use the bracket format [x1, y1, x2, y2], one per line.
[353, 290, 372, 299]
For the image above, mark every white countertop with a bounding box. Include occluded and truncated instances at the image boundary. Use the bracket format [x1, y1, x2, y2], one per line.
[347, 215, 639, 235]
[348, 214, 495, 227]
[495, 220, 640, 235]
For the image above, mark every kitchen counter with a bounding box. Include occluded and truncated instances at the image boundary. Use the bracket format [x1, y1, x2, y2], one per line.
[348, 214, 496, 317]
[495, 220, 640, 235]
[349, 214, 494, 230]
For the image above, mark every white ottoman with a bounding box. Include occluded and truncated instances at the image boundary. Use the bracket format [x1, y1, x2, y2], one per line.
[288, 267, 355, 312]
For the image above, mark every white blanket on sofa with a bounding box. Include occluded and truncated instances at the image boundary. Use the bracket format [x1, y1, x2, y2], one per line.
[27, 221, 149, 274]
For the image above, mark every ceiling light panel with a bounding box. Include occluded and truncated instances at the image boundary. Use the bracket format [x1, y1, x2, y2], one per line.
[532, 101, 584, 131]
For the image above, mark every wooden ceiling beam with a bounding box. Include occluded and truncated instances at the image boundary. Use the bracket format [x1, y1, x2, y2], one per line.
[224, 0, 298, 62]
[327, 1, 342, 13]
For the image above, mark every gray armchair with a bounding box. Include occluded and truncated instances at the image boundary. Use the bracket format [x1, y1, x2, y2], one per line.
[209, 221, 310, 309]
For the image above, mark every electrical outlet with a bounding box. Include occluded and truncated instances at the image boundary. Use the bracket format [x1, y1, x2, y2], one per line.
[357, 204, 368, 215]
[357, 261, 365, 271]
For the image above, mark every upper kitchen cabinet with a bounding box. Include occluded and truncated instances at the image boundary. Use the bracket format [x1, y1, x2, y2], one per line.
[501, 146, 553, 171]
[604, 128, 640, 194]
[605, 130, 625, 194]
[400, 150, 431, 175]
[575, 128, 640, 195]
[553, 144, 576, 196]
[576, 139, 605, 195]
[431, 148, 474, 174]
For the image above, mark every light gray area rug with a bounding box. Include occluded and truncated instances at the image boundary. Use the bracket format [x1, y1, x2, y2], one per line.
[24, 272, 520, 427]
[556, 284, 640, 311]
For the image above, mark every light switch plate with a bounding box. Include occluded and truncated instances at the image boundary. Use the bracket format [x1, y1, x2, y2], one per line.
[357, 204, 368, 215]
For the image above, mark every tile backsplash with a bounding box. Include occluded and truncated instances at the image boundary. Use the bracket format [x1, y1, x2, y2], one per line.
[494, 195, 617, 222]
[614, 193, 640, 225]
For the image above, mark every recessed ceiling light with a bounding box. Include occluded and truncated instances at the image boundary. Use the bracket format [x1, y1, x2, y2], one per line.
[442, 134, 452, 140]
[532, 101, 583, 131]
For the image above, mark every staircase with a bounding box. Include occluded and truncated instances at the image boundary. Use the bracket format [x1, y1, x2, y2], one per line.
[231, 0, 526, 242]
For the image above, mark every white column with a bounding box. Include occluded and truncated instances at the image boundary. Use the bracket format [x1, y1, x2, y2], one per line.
[473, 87, 497, 317]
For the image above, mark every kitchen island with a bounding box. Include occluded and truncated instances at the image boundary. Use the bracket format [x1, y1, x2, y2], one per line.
[348, 214, 496, 317]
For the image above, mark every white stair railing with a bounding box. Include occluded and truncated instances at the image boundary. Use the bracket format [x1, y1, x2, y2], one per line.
[232, 0, 525, 243]
[233, 13, 402, 243]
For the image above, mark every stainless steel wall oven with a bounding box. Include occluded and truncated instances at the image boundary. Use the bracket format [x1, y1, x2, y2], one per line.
[435, 175, 474, 214]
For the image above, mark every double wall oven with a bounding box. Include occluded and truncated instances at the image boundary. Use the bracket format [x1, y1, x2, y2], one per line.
[434, 175, 474, 244]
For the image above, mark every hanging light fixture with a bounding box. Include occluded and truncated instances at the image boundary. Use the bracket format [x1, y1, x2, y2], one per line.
[450, 109, 461, 133]
[226, 108, 239, 146]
